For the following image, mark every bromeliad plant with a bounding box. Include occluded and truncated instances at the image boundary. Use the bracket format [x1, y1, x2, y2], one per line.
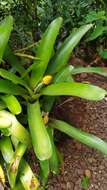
[1, 15, 107, 189]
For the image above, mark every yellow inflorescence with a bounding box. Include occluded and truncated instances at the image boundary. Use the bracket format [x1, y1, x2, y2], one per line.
[42, 75, 53, 85]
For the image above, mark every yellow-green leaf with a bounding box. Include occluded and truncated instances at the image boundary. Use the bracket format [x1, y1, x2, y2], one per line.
[41, 82, 106, 101]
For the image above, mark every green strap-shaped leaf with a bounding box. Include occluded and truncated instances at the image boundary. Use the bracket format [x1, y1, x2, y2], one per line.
[30, 17, 63, 88]
[47, 128, 60, 175]
[1, 95, 22, 115]
[0, 137, 14, 163]
[27, 101, 52, 160]
[0, 16, 13, 63]
[47, 24, 93, 74]
[41, 82, 107, 101]
[0, 79, 27, 96]
[50, 119, 107, 155]
[53, 65, 74, 83]
[0, 69, 33, 94]
[19, 159, 40, 190]
[0, 69, 25, 85]
[0, 69, 28, 88]
[39, 159, 50, 186]
[71, 66, 107, 76]
[7, 143, 27, 188]
[0, 110, 31, 145]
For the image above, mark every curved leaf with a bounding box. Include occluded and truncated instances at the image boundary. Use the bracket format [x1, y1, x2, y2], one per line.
[0, 137, 14, 163]
[0, 16, 13, 63]
[1, 95, 22, 115]
[47, 24, 93, 74]
[71, 66, 107, 76]
[39, 160, 49, 186]
[7, 143, 27, 188]
[41, 82, 106, 101]
[0, 68, 27, 86]
[0, 68, 32, 94]
[27, 101, 52, 160]
[47, 128, 60, 175]
[0, 111, 31, 145]
[19, 159, 40, 190]
[30, 17, 63, 88]
[53, 65, 74, 83]
[50, 119, 107, 155]
[0, 80, 27, 96]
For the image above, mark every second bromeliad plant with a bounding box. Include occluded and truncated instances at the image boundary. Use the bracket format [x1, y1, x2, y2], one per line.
[1, 16, 107, 189]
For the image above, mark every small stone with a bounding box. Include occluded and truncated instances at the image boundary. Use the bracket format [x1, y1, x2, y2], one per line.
[88, 158, 95, 163]
[104, 97, 107, 101]
[95, 185, 99, 189]
[75, 143, 82, 150]
[66, 182, 74, 189]
[99, 165, 105, 170]
[85, 169, 91, 178]
[99, 170, 102, 173]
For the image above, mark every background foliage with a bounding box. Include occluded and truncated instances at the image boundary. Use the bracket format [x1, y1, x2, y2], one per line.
[0, 0, 107, 48]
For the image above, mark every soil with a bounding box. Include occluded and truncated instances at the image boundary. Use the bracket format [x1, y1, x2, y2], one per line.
[27, 58, 107, 190]
[47, 73, 107, 190]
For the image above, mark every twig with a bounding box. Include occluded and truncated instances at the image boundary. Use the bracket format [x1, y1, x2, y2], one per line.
[57, 97, 74, 107]
[14, 42, 37, 53]
[14, 52, 40, 60]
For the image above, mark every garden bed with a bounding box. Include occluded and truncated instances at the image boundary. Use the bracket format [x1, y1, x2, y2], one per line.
[28, 72, 107, 190]
[46, 73, 107, 189]
[1, 14, 107, 190]
[24, 59, 107, 190]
